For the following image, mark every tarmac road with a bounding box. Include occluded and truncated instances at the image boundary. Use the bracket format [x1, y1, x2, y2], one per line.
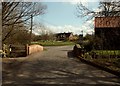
[2, 46, 120, 85]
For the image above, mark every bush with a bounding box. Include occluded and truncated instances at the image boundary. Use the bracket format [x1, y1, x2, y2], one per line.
[82, 41, 93, 52]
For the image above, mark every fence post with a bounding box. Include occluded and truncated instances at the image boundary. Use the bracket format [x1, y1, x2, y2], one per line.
[26, 44, 29, 56]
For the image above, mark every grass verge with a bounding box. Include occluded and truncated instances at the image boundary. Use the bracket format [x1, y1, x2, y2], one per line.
[91, 50, 120, 56]
[81, 52, 120, 76]
[32, 41, 76, 46]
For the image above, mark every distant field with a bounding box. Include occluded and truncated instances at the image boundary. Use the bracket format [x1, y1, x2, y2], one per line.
[32, 41, 76, 46]
[92, 50, 120, 55]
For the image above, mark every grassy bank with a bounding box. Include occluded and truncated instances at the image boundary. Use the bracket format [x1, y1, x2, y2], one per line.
[32, 41, 76, 46]
[81, 50, 120, 75]
[91, 50, 120, 56]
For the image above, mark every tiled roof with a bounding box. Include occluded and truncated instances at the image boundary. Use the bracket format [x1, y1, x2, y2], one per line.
[95, 17, 120, 28]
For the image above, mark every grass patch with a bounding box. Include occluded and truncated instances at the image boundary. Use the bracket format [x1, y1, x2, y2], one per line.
[32, 41, 75, 46]
[82, 52, 120, 73]
[91, 50, 120, 56]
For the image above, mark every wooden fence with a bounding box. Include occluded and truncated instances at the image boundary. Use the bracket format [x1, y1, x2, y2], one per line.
[9, 44, 28, 57]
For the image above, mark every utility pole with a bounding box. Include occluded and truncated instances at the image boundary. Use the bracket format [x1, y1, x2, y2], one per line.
[30, 15, 33, 44]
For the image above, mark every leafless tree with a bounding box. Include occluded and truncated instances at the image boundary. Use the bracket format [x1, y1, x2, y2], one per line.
[76, 1, 120, 20]
[2, 1, 47, 42]
[3, 26, 31, 44]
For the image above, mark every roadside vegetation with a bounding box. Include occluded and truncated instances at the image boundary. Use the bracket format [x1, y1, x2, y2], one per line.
[91, 50, 120, 56]
[83, 53, 120, 73]
[74, 1, 120, 75]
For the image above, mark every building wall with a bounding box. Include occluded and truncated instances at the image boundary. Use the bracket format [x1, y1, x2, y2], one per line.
[95, 17, 120, 50]
[95, 17, 120, 28]
[95, 28, 120, 50]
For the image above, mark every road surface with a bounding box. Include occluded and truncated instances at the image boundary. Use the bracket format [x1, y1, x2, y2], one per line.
[2, 46, 120, 85]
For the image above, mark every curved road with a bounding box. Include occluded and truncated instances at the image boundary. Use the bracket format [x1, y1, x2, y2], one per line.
[2, 46, 120, 85]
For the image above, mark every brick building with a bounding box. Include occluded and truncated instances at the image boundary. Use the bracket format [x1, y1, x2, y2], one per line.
[95, 17, 120, 50]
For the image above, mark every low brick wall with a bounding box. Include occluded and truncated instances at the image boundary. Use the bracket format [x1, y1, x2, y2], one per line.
[27, 44, 43, 55]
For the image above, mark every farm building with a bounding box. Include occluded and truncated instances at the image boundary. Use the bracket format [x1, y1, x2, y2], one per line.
[95, 16, 120, 50]
[55, 32, 74, 41]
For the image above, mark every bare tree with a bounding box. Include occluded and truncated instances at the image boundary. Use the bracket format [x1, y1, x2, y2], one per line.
[2, 1, 47, 42]
[2, 2, 46, 26]
[76, 1, 120, 20]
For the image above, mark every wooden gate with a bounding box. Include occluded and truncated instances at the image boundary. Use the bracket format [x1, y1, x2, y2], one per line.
[9, 44, 28, 57]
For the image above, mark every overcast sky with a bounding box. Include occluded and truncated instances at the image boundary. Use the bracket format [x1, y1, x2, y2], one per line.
[33, 0, 100, 36]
